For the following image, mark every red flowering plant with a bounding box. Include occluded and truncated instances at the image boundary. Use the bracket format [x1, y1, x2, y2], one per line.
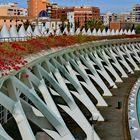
[0, 34, 140, 77]
[0, 42, 28, 76]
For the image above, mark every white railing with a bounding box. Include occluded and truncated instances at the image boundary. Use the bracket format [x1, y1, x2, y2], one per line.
[128, 78, 140, 139]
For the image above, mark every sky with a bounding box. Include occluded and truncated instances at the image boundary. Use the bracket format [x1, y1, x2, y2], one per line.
[1, 0, 140, 13]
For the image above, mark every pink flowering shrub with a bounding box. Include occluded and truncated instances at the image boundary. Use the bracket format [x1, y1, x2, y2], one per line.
[0, 34, 140, 76]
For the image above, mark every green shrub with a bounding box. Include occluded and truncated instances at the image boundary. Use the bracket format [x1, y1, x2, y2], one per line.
[135, 24, 140, 34]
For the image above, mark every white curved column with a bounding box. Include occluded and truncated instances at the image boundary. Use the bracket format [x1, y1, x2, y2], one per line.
[90, 50, 118, 87]
[130, 44, 140, 63]
[97, 48, 123, 82]
[107, 47, 128, 77]
[38, 64, 100, 140]
[77, 53, 112, 96]
[10, 24, 19, 39]
[0, 124, 13, 140]
[0, 91, 35, 140]
[59, 60, 105, 120]
[122, 45, 140, 71]
[113, 46, 134, 74]
[66, 53, 108, 106]
[11, 76, 72, 139]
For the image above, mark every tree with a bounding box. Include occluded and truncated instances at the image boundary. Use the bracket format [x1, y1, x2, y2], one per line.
[86, 19, 105, 30]
[135, 24, 140, 34]
[84, 14, 88, 30]
[23, 20, 31, 30]
[75, 18, 80, 30]
[61, 15, 67, 22]
[60, 15, 67, 32]
[67, 21, 71, 31]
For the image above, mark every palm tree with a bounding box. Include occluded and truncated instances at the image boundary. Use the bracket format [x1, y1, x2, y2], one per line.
[60, 15, 67, 32]
[75, 17, 80, 30]
[23, 20, 31, 30]
[86, 19, 105, 30]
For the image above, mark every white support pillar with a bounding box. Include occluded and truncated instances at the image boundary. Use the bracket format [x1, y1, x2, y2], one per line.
[11, 76, 72, 139]
[21, 99, 74, 140]
[122, 45, 139, 71]
[81, 49, 117, 88]
[77, 53, 112, 96]
[130, 44, 140, 63]
[25, 70, 63, 118]
[24, 69, 77, 139]
[59, 105, 100, 140]
[0, 90, 35, 140]
[65, 54, 108, 106]
[64, 62, 105, 120]
[6, 79, 36, 140]
[107, 48, 128, 77]
[113, 46, 134, 74]
[0, 124, 13, 140]
[89, 50, 118, 87]
[38, 64, 100, 140]
[52, 57, 105, 120]
[12, 101, 36, 140]
[95, 49, 123, 82]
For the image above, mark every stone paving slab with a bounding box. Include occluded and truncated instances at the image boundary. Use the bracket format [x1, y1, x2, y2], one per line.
[95, 71, 140, 140]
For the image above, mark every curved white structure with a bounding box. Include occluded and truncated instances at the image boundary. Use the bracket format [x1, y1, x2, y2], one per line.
[92, 28, 97, 36]
[87, 28, 92, 36]
[128, 78, 140, 140]
[18, 25, 27, 38]
[1, 23, 10, 39]
[75, 28, 81, 35]
[0, 23, 136, 41]
[97, 28, 102, 36]
[33, 25, 41, 37]
[63, 27, 69, 35]
[26, 25, 33, 37]
[81, 28, 86, 35]
[0, 38, 140, 140]
[10, 25, 19, 38]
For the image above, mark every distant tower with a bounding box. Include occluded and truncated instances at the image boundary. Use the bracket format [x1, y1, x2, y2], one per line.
[28, 0, 50, 17]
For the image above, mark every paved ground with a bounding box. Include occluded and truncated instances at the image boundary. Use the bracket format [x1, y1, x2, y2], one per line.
[95, 71, 140, 140]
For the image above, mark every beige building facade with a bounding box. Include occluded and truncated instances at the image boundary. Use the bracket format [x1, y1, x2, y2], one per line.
[132, 4, 140, 23]
[0, 3, 27, 16]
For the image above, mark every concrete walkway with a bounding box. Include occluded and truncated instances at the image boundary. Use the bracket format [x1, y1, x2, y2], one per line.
[95, 71, 140, 140]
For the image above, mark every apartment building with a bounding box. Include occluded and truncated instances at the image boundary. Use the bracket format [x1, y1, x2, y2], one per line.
[49, 5, 100, 27]
[101, 12, 132, 27]
[132, 4, 140, 23]
[0, 2, 27, 16]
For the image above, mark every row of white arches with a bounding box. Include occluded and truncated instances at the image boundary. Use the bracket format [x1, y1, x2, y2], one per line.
[0, 23, 136, 40]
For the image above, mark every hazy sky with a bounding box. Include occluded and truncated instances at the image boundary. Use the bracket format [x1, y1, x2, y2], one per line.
[1, 0, 140, 13]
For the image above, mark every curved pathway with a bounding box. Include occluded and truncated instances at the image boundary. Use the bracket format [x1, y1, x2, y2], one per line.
[95, 71, 140, 140]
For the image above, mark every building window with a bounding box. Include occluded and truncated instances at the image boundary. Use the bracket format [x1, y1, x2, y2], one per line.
[52, 23, 54, 27]
[8, 9, 13, 11]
